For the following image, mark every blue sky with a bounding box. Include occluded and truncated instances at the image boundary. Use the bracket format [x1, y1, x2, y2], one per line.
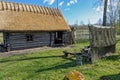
[5, 0, 103, 25]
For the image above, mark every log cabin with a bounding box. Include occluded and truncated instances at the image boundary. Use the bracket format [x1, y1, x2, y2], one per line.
[0, 1, 71, 51]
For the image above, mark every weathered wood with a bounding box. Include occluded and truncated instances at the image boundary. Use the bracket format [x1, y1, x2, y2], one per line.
[0, 2, 3, 10]
[10, 2, 15, 10]
[26, 5, 30, 12]
[22, 4, 27, 11]
[63, 31, 72, 44]
[2, 2, 7, 10]
[33, 6, 38, 13]
[89, 25, 116, 63]
[2, 31, 69, 51]
[3, 32, 55, 50]
[90, 26, 116, 47]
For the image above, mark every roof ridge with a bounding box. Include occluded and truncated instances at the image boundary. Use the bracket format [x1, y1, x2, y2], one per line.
[0, 1, 62, 16]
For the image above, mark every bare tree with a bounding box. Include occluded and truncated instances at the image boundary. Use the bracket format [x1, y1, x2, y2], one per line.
[95, 0, 120, 27]
[107, 0, 120, 27]
[94, 0, 108, 26]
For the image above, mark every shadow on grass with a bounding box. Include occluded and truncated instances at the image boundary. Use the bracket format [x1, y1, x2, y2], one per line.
[100, 73, 120, 80]
[0, 55, 62, 63]
[35, 61, 76, 73]
[101, 55, 120, 61]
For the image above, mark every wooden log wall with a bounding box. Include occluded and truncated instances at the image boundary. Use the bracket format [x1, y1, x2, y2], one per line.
[4, 32, 54, 50]
[63, 31, 72, 44]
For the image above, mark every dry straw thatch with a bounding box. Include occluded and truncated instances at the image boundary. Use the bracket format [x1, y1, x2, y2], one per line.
[0, 1, 70, 32]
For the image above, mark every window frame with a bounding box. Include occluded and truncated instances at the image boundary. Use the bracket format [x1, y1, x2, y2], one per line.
[26, 34, 34, 42]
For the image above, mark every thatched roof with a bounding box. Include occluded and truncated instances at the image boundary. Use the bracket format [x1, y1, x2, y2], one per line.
[0, 1, 70, 32]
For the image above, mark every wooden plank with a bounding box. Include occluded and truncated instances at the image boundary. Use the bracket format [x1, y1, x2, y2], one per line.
[10, 43, 49, 48]
[6, 2, 11, 10]
[44, 7, 47, 14]
[19, 4, 23, 11]
[42, 7, 46, 14]
[2, 2, 7, 10]
[7, 32, 51, 50]
[112, 29, 115, 44]
[108, 29, 111, 46]
[47, 7, 51, 15]
[57, 9, 61, 16]
[0, 2, 3, 10]
[11, 44, 49, 50]
[51, 8, 55, 15]
[22, 4, 27, 11]
[36, 6, 40, 13]
[33, 6, 38, 13]
[38, 6, 43, 14]
[31, 6, 35, 12]
[14, 3, 19, 11]
[54, 8, 58, 16]
[10, 2, 15, 10]
[93, 27, 96, 47]
[26, 5, 30, 12]
[29, 5, 33, 12]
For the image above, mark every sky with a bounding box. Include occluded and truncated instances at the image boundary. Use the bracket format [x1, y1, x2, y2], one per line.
[4, 0, 103, 25]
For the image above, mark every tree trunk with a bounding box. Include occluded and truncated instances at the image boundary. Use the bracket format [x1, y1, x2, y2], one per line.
[103, 0, 108, 26]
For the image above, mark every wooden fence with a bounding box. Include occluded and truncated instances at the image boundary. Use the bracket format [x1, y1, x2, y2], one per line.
[75, 29, 89, 40]
[89, 25, 116, 63]
[63, 26, 89, 44]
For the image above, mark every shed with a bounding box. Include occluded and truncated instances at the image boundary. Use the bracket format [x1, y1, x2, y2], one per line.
[0, 1, 71, 51]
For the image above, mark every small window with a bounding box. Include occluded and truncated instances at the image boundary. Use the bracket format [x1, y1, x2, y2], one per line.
[26, 34, 33, 41]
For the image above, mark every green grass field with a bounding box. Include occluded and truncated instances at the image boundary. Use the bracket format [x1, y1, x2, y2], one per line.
[0, 40, 120, 80]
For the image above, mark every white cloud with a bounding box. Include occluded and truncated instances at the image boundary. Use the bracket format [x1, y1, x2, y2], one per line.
[70, 1, 74, 4]
[67, 0, 78, 6]
[64, 8, 70, 11]
[43, 0, 55, 5]
[59, 1, 64, 7]
[67, 3, 70, 6]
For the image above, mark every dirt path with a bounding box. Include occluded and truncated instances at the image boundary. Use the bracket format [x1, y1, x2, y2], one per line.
[0, 46, 71, 57]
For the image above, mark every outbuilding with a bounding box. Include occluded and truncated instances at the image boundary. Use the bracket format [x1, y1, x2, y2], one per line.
[0, 1, 71, 51]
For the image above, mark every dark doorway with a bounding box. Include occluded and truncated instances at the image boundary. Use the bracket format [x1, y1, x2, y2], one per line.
[54, 31, 63, 44]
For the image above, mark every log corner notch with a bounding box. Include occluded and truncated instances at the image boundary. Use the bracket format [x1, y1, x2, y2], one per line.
[89, 25, 116, 63]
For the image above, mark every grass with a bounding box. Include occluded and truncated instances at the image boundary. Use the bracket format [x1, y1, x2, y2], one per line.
[116, 35, 120, 42]
[0, 40, 120, 80]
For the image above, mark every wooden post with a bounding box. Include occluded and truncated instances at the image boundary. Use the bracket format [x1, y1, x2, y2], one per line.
[7, 44, 11, 51]
[49, 32, 52, 46]
[75, 54, 82, 65]
[71, 27, 76, 44]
